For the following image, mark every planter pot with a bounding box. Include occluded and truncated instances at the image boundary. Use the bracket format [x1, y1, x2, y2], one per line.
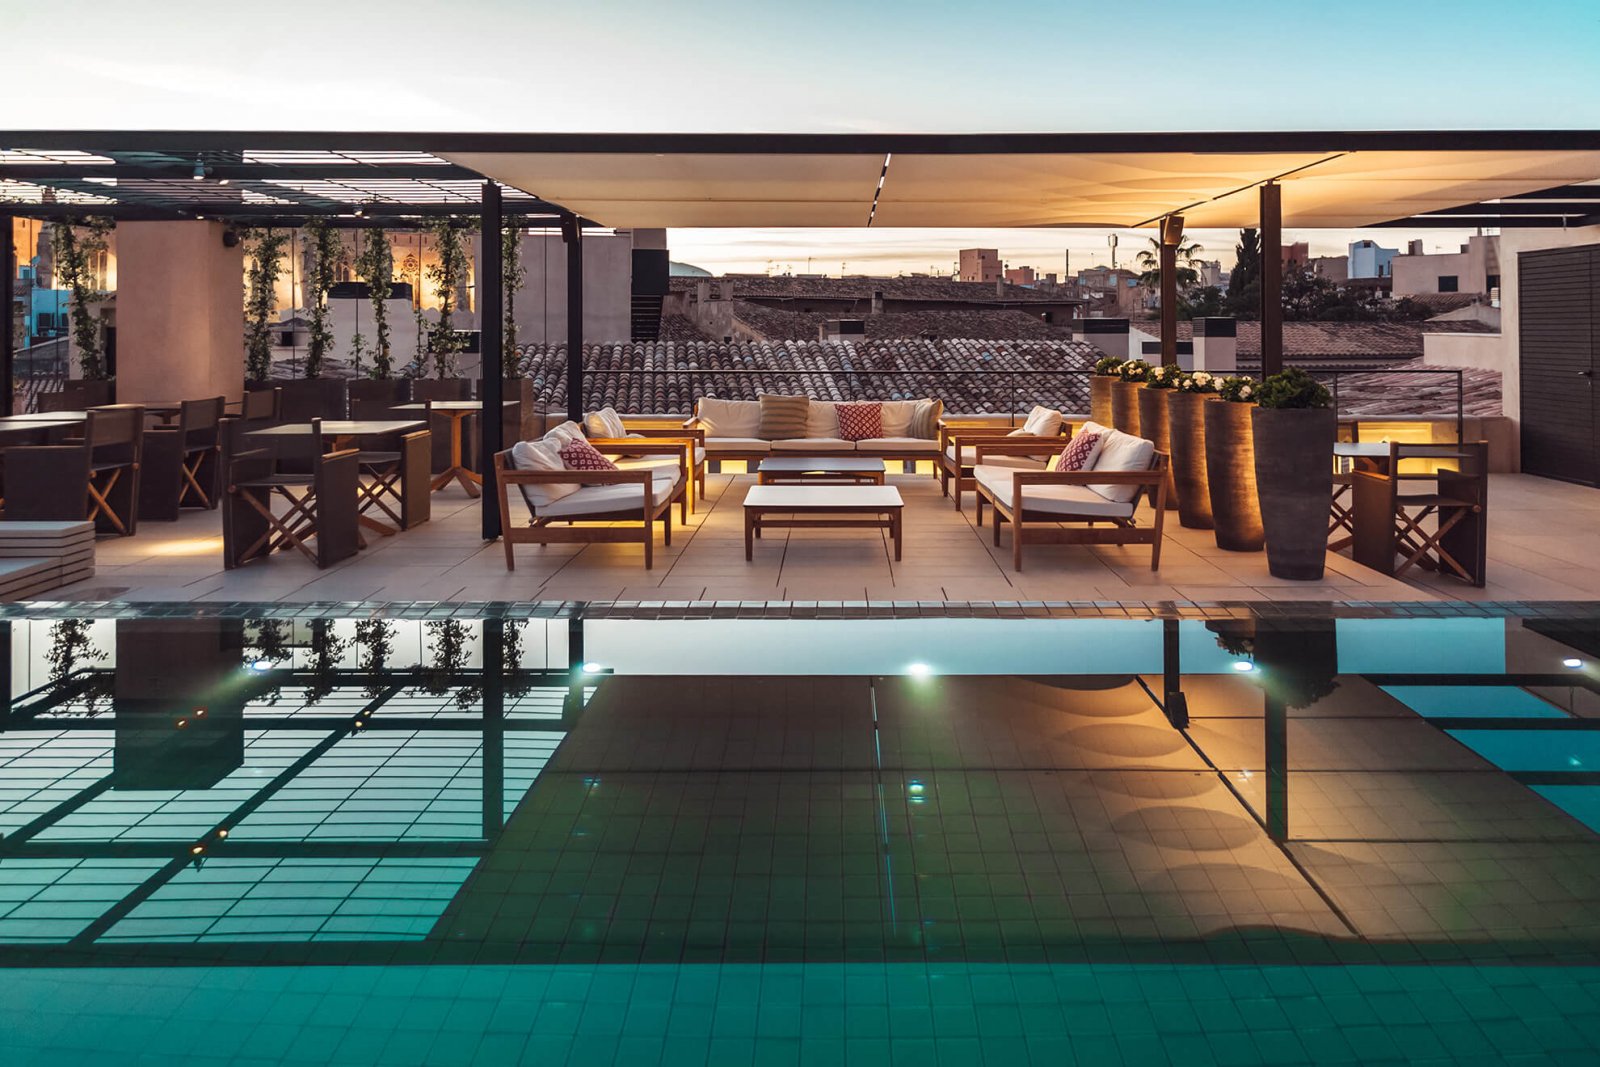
[346, 377, 412, 416]
[1167, 391, 1215, 530]
[40, 379, 115, 412]
[270, 377, 348, 421]
[1252, 406, 1337, 580]
[1136, 387, 1178, 510]
[1204, 401, 1264, 551]
[1110, 379, 1143, 437]
[1090, 375, 1116, 427]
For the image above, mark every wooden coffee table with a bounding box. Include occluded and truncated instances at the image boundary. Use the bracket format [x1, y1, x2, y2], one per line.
[743, 485, 904, 561]
[757, 457, 887, 485]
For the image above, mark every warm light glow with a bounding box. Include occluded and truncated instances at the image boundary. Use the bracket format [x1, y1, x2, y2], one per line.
[1232, 661, 1255, 672]
[906, 662, 933, 678]
[147, 538, 224, 557]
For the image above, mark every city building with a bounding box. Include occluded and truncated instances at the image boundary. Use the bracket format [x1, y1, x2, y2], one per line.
[1392, 234, 1501, 297]
[1349, 238, 1400, 278]
[957, 247, 1001, 282]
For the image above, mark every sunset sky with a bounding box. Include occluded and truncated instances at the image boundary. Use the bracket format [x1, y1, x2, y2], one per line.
[10, 0, 1599, 275]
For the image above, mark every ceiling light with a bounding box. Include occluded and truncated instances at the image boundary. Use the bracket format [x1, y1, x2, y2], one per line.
[1563, 658, 1584, 669]
[1232, 661, 1255, 672]
[581, 662, 604, 674]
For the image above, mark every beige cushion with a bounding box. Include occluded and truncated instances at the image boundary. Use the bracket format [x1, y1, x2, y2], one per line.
[1089, 428, 1157, 504]
[537, 468, 681, 519]
[805, 400, 840, 438]
[974, 465, 1135, 519]
[878, 400, 921, 437]
[758, 394, 810, 440]
[704, 437, 771, 454]
[944, 443, 1043, 468]
[1020, 405, 1064, 438]
[772, 437, 854, 452]
[614, 445, 706, 468]
[509, 438, 579, 510]
[696, 397, 761, 438]
[584, 407, 628, 439]
[907, 399, 941, 439]
[856, 437, 938, 454]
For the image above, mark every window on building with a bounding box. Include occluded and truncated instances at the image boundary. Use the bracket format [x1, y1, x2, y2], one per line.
[1438, 275, 1459, 292]
[1487, 274, 1500, 291]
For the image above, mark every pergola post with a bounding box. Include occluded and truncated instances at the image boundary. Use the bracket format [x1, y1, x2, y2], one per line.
[479, 182, 504, 540]
[561, 215, 584, 423]
[1159, 214, 1184, 365]
[1, 210, 14, 416]
[1259, 181, 1283, 377]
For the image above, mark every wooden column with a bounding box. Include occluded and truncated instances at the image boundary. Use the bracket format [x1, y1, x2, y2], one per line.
[1, 211, 13, 415]
[1260, 182, 1283, 377]
[1159, 214, 1184, 365]
[562, 215, 584, 423]
[479, 182, 504, 540]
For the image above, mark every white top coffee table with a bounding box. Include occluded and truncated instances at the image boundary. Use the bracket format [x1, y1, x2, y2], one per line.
[742, 484, 904, 561]
[756, 457, 887, 485]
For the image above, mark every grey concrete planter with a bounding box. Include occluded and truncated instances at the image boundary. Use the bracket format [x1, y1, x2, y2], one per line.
[1167, 391, 1215, 530]
[1110, 379, 1143, 437]
[1090, 375, 1116, 427]
[1204, 401, 1264, 551]
[1137, 387, 1178, 510]
[1252, 406, 1337, 580]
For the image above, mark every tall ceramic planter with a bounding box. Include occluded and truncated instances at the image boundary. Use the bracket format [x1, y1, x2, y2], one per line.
[1136, 387, 1178, 509]
[1252, 406, 1337, 580]
[1090, 375, 1116, 427]
[1167, 391, 1215, 530]
[1110, 379, 1143, 437]
[1203, 401, 1264, 551]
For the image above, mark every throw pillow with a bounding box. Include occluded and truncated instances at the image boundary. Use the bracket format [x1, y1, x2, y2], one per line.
[907, 399, 941, 440]
[757, 394, 810, 440]
[1088, 428, 1156, 504]
[1054, 430, 1103, 472]
[1021, 405, 1064, 438]
[558, 436, 620, 474]
[836, 402, 883, 442]
[584, 406, 627, 439]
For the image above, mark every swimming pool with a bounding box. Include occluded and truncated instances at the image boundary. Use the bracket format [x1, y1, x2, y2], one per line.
[2, 604, 1598, 1064]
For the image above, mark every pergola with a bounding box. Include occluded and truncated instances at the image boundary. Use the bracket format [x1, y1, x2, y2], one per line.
[6, 129, 1600, 536]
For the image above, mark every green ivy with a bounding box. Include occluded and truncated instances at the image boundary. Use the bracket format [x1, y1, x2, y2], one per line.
[502, 216, 527, 377]
[243, 228, 290, 381]
[354, 226, 395, 378]
[424, 218, 474, 379]
[50, 218, 113, 381]
[301, 219, 344, 379]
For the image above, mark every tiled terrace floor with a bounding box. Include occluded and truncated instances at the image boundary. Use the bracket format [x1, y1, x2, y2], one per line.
[48, 470, 1600, 605]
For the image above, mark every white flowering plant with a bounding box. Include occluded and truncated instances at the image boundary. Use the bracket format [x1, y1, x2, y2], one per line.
[1117, 358, 1152, 382]
[1217, 376, 1258, 403]
[1178, 370, 1218, 393]
[1093, 356, 1126, 376]
[1144, 362, 1184, 390]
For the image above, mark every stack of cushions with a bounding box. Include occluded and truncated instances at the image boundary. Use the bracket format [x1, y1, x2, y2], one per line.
[971, 419, 1156, 518]
[510, 421, 679, 515]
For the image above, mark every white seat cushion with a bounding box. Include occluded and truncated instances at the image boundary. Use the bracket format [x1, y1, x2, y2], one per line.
[509, 438, 579, 509]
[855, 437, 937, 454]
[1088, 429, 1157, 503]
[613, 445, 706, 467]
[772, 437, 855, 452]
[704, 437, 771, 454]
[536, 468, 680, 519]
[696, 398, 762, 438]
[973, 465, 1135, 519]
[945, 443, 1053, 466]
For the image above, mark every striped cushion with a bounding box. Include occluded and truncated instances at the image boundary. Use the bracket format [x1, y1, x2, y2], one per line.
[757, 394, 810, 440]
[908, 399, 942, 439]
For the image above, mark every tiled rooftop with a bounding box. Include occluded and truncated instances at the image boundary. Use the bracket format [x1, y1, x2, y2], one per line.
[729, 301, 1073, 342]
[670, 273, 1068, 304]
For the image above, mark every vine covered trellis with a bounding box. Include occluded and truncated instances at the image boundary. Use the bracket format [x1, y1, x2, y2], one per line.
[243, 228, 290, 382]
[354, 226, 395, 378]
[301, 219, 344, 379]
[423, 218, 473, 379]
[50, 218, 113, 381]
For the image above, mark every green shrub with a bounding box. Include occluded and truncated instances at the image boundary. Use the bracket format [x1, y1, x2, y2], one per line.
[1256, 367, 1333, 410]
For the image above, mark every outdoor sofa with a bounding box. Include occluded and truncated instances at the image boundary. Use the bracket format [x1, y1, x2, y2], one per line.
[682, 396, 945, 469]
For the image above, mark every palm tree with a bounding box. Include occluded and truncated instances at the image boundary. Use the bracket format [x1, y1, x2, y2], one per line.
[1136, 235, 1205, 303]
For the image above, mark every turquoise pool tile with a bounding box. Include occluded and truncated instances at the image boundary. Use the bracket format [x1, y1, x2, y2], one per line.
[1447, 729, 1600, 771]
[1382, 685, 1566, 719]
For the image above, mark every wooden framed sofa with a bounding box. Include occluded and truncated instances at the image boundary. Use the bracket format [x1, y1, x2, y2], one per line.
[494, 422, 688, 570]
[938, 405, 1073, 510]
[683, 396, 944, 472]
[972, 423, 1169, 571]
[583, 407, 706, 512]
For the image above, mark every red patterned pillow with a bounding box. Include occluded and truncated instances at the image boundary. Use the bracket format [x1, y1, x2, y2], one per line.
[836, 403, 882, 442]
[1054, 431, 1102, 472]
[557, 436, 619, 472]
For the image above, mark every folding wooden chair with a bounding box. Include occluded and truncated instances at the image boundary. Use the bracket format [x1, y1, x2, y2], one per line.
[223, 418, 360, 569]
[349, 399, 431, 534]
[1352, 441, 1488, 586]
[241, 387, 282, 422]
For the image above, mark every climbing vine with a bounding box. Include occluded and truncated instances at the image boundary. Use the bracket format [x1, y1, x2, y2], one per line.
[50, 218, 113, 380]
[243, 228, 290, 381]
[46, 619, 111, 716]
[301, 219, 344, 378]
[502, 216, 527, 377]
[424, 218, 473, 378]
[354, 226, 395, 378]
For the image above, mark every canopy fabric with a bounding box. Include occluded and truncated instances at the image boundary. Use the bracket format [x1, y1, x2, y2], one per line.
[445, 146, 1600, 229]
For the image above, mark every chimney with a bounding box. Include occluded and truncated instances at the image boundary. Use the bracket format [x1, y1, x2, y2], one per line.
[995, 278, 1005, 298]
[871, 289, 884, 316]
[1081, 317, 1131, 361]
[1192, 317, 1237, 373]
[1407, 239, 1424, 256]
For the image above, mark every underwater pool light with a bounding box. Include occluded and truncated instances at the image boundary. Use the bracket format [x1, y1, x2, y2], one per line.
[1232, 661, 1256, 672]
[906, 662, 933, 678]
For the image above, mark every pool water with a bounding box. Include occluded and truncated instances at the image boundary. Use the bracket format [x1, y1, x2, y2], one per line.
[2, 607, 1599, 1065]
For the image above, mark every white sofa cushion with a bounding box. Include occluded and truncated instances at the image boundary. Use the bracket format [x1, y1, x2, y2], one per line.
[1089, 428, 1156, 503]
[856, 437, 937, 454]
[1019, 405, 1064, 438]
[614, 444, 706, 468]
[772, 437, 854, 452]
[878, 400, 921, 437]
[704, 437, 771, 454]
[538, 467, 681, 519]
[805, 400, 840, 438]
[945, 443, 1043, 468]
[509, 438, 579, 509]
[583, 407, 628, 439]
[696, 398, 761, 438]
[974, 465, 1135, 519]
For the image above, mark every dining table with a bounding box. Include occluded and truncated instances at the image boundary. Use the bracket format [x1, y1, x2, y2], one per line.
[393, 401, 520, 497]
